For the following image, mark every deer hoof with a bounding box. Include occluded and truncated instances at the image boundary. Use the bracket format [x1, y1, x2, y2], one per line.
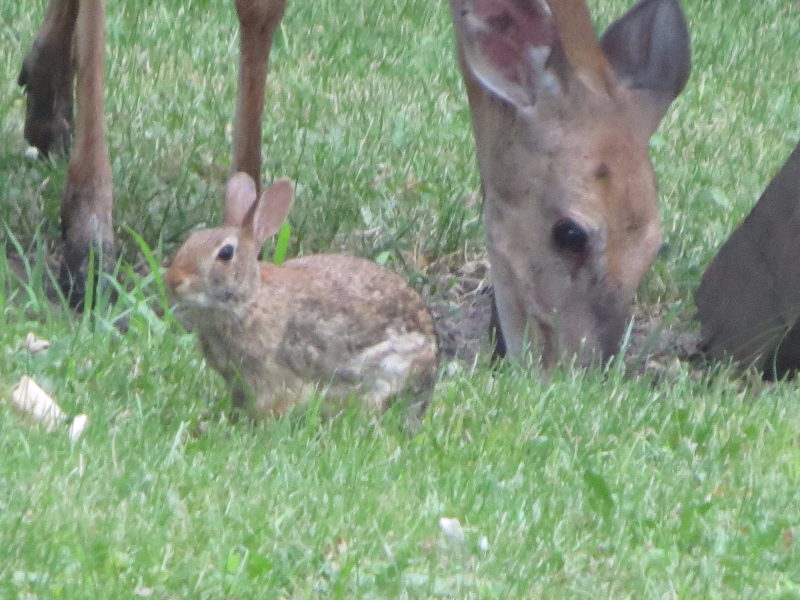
[58, 240, 116, 309]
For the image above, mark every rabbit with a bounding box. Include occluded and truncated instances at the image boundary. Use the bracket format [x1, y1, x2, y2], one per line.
[165, 172, 439, 426]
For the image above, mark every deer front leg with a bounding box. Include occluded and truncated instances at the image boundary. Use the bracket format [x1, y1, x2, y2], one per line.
[18, 0, 79, 155]
[59, 0, 114, 304]
[233, 0, 287, 190]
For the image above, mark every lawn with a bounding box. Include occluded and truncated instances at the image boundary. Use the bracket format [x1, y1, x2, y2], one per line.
[2, 0, 800, 597]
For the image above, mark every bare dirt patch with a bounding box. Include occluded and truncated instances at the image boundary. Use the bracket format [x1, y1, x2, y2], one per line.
[422, 258, 702, 375]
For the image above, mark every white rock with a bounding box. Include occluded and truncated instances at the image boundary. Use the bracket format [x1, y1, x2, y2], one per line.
[439, 517, 465, 542]
[24, 146, 39, 161]
[12, 376, 65, 432]
[69, 414, 90, 442]
[23, 332, 51, 353]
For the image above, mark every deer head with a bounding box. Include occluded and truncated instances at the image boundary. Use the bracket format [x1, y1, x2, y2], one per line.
[450, 0, 691, 367]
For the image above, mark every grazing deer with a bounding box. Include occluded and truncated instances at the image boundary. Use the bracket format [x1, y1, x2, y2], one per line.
[18, 0, 286, 302]
[450, 0, 691, 367]
[20, 0, 689, 370]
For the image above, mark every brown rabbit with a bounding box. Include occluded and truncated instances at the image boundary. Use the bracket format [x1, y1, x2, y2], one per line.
[165, 172, 439, 425]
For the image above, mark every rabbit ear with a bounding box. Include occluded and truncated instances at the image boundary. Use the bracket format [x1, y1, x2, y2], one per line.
[224, 172, 258, 227]
[243, 178, 294, 247]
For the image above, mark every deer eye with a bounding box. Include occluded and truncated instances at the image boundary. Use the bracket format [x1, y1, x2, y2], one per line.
[552, 219, 588, 255]
[217, 243, 235, 261]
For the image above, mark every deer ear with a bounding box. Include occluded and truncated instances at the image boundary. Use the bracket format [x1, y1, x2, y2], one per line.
[224, 172, 258, 227]
[600, 0, 691, 136]
[243, 178, 294, 248]
[451, 0, 560, 108]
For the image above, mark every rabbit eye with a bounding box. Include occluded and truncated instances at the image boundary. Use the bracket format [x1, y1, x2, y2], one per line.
[552, 218, 589, 255]
[217, 244, 235, 261]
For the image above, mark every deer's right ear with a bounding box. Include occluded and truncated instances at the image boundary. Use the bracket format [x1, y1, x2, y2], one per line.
[224, 172, 258, 227]
[450, 0, 559, 108]
[244, 178, 294, 248]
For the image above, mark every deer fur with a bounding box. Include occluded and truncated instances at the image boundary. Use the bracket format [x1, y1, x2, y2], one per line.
[449, 0, 691, 367]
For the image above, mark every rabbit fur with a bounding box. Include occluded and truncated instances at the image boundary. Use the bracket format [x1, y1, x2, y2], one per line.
[165, 172, 439, 423]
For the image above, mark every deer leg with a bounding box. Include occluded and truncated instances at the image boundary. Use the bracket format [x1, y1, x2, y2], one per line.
[233, 0, 287, 190]
[59, 0, 114, 305]
[18, 0, 79, 155]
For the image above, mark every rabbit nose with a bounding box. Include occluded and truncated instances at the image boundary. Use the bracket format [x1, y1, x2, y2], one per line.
[164, 267, 188, 292]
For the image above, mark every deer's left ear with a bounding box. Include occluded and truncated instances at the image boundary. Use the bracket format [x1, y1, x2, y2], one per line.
[601, 0, 691, 137]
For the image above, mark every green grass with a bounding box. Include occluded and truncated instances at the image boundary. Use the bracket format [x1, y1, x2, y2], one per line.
[3, 0, 800, 597]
